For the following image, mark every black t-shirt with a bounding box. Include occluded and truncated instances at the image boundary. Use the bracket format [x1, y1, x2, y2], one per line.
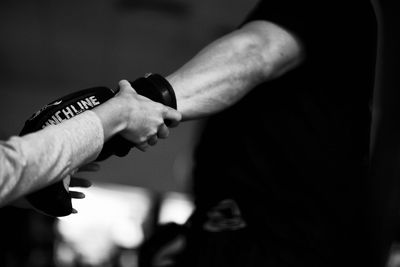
[192, 0, 378, 266]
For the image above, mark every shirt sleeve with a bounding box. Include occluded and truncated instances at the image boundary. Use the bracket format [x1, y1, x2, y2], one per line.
[0, 110, 104, 206]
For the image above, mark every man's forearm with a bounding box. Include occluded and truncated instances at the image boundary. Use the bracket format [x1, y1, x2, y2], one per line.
[167, 21, 304, 121]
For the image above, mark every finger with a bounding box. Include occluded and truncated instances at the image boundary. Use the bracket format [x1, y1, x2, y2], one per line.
[157, 124, 170, 139]
[63, 176, 71, 191]
[147, 135, 158, 146]
[70, 191, 85, 199]
[136, 142, 150, 152]
[70, 168, 78, 176]
[72, 208, 78, 214]
[163, 107, 182, 128]
[70, 177, 92, 188]
[77, 163, 100, 173]
[118, 80, 136, 93]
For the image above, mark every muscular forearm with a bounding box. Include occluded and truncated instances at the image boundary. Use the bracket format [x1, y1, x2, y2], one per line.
[167, 21, 304, 120]
[0, 111, 103, 206]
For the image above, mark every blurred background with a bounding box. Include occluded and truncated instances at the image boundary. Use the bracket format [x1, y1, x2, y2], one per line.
[0, 0, 258, 266]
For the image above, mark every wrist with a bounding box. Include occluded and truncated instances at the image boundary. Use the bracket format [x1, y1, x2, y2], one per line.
[93, 96, 128, 141]
[166, 72, 191, 120]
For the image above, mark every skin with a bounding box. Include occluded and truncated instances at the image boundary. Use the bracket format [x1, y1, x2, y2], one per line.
[93, 80, 181, 151]
[166, 21, 304, 121]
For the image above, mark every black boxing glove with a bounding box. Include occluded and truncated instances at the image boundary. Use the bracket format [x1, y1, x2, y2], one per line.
[20, 73, 176, 217]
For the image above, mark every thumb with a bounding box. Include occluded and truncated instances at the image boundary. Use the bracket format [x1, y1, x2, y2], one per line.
[62, 176, 71, 192]
[118, 80, 137, 93]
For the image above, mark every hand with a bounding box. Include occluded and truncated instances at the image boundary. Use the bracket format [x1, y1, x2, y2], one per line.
[62, 163, 98, 213]
[116, 80, 182, 151]
[10, 164, 96, 212]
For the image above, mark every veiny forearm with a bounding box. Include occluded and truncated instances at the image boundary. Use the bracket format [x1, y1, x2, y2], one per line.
[167, 20, 304, 120]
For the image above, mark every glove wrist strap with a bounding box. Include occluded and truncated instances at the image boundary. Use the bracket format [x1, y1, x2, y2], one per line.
[130, 73, 177, 110]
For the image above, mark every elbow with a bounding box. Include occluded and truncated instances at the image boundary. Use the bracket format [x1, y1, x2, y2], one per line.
[238, 20, 305, 80]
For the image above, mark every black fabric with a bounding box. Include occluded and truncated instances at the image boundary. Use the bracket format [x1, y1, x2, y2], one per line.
[186, 1, 379, 267]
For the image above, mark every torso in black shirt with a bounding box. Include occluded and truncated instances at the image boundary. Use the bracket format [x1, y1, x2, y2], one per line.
[191, 1, 378, 266]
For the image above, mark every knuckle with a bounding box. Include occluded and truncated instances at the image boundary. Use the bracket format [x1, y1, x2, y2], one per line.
[157, 104, 166, 113]
[138, 136, 147, 143]
[156, 118, 164, 126]
[148, 131, 157, 138]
